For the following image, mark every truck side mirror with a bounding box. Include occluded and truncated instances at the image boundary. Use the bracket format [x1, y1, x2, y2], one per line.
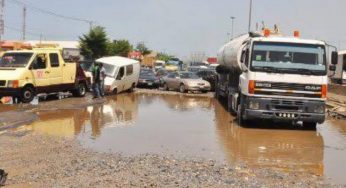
[329, 65, 336, 71]
[331, 51, 338, 65]
[240, 50, 246, 63]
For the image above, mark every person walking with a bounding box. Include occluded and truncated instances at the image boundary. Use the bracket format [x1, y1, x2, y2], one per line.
[99, 63, 106, 97]
[91, 62, 101, 99]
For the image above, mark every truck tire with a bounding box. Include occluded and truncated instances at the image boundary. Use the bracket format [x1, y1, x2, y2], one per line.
[227, 94, 237, 115]
[237, 94, 246, 126]
[72, 82, 87, 97]
[303, 122, 317, 129]
[179, 84, 186, 93]
[20, 86, 35, 103]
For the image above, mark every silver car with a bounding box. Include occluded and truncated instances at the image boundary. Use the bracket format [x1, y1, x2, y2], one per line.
[162, 72, 211, 93]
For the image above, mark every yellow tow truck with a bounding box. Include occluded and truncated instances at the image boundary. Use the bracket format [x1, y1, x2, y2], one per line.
[0, 48, 90, 103]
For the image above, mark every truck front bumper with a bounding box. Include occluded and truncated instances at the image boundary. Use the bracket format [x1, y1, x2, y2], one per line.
[243, 96, 325, 124]
[0, 88, 21, 97]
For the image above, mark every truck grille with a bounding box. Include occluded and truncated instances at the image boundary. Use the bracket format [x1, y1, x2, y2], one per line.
[255, 90, 321, 98]
[0, 80, 6, 86]
[256, 82, 321, 91]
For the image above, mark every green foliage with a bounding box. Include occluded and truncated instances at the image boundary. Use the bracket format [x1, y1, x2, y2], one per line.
[157, 52, 173, 62]
[107, 40, 133, 57]
[79, 26, 109, 60]
[136, 43, 151, 56]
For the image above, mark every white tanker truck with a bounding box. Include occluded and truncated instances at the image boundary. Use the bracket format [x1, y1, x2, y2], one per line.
[215, 30, 338, 128]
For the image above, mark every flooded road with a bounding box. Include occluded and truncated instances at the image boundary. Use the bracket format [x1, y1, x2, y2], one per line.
[4, 93, 346, 184]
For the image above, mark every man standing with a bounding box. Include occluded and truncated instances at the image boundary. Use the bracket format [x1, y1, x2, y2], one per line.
[99, 63, 106, 97]
[91, 62, 101, 99]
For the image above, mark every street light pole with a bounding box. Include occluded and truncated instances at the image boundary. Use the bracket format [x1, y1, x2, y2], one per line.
[248, 0, 253, 32]
[230, 16, 235, 39]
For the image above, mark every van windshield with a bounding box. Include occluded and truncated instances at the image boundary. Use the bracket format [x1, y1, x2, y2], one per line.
[0, 53, 33, 68]
[101, 63, 116, 76]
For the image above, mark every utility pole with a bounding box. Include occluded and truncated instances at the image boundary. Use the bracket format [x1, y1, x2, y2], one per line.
[230, 16, 235, 39]
[248, 0, 253, 32]
[22, 5, 26, 41]
[0, 0, 4, 41]
[88, 21, 93, 31]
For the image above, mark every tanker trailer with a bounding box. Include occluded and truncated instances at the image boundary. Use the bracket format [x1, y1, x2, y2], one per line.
[215, 30, 338, 128]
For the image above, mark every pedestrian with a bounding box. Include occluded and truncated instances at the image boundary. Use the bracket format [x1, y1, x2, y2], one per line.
[99, 63, 106, 97]
[91, 62, 101, 99]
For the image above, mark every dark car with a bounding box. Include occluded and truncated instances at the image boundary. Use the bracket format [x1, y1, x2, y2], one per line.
[196, 70, 217, 91]
[137, 69, 160, 88]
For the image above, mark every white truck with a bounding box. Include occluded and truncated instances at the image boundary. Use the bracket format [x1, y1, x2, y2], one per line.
[330, 51, 346, 85]
[215, 30, 338, 128]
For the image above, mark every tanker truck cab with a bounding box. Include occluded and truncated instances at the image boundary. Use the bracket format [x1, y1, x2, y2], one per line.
[0, 49, 89, 103]
[216, 31, 338, 128]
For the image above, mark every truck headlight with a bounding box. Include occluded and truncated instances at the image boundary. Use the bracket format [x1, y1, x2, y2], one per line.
[7, 80, 19, 88]
[313, 105, 325, 114]
[249, 101, 260, 110]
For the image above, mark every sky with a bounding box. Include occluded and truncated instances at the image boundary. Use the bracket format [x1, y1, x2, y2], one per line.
[3, 0, 346, 59]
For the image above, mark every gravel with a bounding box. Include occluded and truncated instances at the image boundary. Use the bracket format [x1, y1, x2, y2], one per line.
[0, 133, 338, 187]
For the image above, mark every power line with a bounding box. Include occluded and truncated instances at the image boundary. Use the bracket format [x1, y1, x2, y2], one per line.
[8, 0, 94, 27]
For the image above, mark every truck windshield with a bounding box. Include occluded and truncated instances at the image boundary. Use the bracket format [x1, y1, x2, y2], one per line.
[0, 53, 33, 68]
[251, 42, 326, 75]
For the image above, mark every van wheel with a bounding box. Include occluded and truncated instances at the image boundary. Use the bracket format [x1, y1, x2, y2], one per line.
[163, 83, 169, 91]
[179, 84, 186, 93]
[20, 86, 35, 103]
[73, 82, 86, 97]
[112, 88, 117, 95]
[128, 83, 135, 92]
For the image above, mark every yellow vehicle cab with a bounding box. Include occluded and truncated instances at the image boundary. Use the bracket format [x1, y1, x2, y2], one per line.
[0, 48, 89, 103]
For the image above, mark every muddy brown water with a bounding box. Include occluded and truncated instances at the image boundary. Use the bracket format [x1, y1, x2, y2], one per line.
[2, 93, 346, 185]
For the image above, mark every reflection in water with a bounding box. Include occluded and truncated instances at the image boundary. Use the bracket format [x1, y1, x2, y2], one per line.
[26, 93, 138, 138]
[160, 94, 213, 111]
[21, 93, 346, 184]
[214, 101, 324, 175]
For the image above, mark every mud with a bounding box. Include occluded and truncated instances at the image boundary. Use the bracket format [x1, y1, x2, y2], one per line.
[0, 89, 346, 186]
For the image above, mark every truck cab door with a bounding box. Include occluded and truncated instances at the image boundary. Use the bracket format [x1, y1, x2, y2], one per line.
[30, 53, 50, 92]
[48, 53, 63, 88]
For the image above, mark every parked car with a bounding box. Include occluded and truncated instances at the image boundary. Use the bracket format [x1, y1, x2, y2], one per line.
[96, 56, 140, 94]
[196, 70, 217, 91]
[137, 69, 160, 88]
[162, 71, 211, 93]
[155, 68, 168, 87]
[0, 48, 90, 103]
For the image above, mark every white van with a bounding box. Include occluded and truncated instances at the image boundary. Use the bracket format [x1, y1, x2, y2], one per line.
[96, 56, 140, 94]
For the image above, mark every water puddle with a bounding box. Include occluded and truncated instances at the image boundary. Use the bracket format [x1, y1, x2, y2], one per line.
[5, 93, 346, 185]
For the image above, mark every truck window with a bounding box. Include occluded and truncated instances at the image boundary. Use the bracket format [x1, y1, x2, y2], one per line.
[49, 53, 60, 67]
[32, 54, 47, 69]
[126, 65, 133, 76]
[116, 66, 125, 80]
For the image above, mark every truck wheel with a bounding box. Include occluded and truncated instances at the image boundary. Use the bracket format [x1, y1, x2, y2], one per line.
[20, 86, 35, 103]
[227, 95, 237, 115]
[303, 122, 317, 129]
[112, 88, 117, 95]
[237, 95, 246, 126]
[179, 84, 186, 93]
[73, 82, 86, 97]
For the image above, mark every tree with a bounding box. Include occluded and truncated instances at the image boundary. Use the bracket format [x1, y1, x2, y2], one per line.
[107, 40, 133, 57]
[79, 26, 109, 60]
[136, 42, 151, 56]
[157, 52, 173, 62]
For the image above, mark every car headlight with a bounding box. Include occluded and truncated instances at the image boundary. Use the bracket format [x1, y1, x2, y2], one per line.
[313, 105, 325, 114]
[249, 101, 260, 110]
